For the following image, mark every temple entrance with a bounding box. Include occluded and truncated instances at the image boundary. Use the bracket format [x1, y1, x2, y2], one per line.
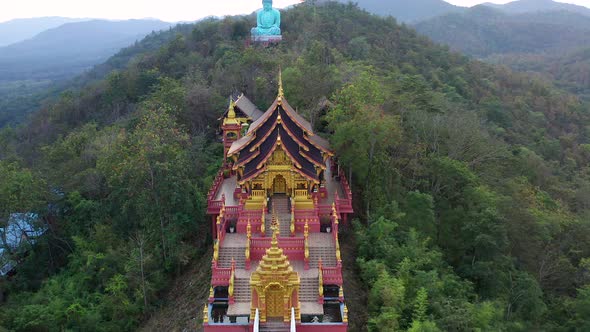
[265, 284, 284, 318]
[272, 175, 287, 194]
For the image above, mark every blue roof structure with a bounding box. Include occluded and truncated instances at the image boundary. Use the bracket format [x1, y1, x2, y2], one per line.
[0, 213, 45, 276]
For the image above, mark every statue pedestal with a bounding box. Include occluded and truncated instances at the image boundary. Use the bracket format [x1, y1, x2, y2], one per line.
[251, 35, 282, 43]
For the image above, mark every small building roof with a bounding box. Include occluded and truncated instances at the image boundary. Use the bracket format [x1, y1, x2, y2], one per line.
[0, 213, 46, 276]
[219, 94, 264, 121]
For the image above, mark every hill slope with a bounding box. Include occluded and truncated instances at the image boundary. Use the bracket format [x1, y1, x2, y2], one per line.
[0, 3, 589, 332]
[0, 17, 87, 47]
[0, 19, 173, 127]
[0, 19, 172, 81]
[414, 6, 590, 58]
[324, 0, 464, 22]
[483, 0, 590, 15]
[414, 6, 590, 99]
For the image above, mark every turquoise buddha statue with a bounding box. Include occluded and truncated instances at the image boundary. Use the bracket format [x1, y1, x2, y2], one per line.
[251, 0, 281, 36]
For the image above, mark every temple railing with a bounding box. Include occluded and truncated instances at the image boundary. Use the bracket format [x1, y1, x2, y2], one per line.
[317, 203, 332, 216]
[249, 237, 306, 260]
[225, 205, 241, 219]
[207, 198, 225, 215]
[322, 265, 343, 285]
[336, 168, 354, 214]
[206, 170, 225, 214]
[211, 264, 232, 286]
[251, 190, 266, 198]
[294, 189, 310, 199]
[294, 209, 320, 233]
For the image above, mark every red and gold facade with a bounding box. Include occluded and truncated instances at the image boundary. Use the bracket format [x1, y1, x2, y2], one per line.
[204, 74, 353, 332]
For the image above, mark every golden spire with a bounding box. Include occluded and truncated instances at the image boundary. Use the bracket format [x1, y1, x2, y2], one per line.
[277, 68, 284, 103]
[224, 98, 239, 125]
[228, 99, 237, 119]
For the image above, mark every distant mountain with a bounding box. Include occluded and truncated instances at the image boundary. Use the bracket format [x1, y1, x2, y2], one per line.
[320, 0, 464, 22]
[414, 6, 590, 58]
[0, 19, 172, 81]
[0, 17, 87, 47]
[482, 0, 590, 16]
[0, 19, 172, 127]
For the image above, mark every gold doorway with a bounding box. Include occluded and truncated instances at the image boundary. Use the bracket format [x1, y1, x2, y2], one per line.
[265, 284, 284, 318]
[273, 175, 287, 194]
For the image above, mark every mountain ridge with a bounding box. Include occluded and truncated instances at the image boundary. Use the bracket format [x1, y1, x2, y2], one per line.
[0, 17, 88, 47]
[481, 0, 590, 15]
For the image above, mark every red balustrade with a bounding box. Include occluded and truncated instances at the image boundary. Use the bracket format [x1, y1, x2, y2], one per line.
[225, 205, 241, 218]
[248, 237, 306, 261]
[211, 266, 232, 286]
[322, 266, 343, 285]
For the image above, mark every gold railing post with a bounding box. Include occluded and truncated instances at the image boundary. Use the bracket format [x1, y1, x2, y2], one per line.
[246, 220, 252, 270]
[318, 258, 324, 304]
[290, 205, 295, 237]
[213, 240, 219, 262]
[203, 305, 209, 324]
[343, 304, 348, 323]
[335, 237, 342, 263]
[261, 210, 266, 236]
[304, 220, 310, 270]
[229, 258, 235, 304]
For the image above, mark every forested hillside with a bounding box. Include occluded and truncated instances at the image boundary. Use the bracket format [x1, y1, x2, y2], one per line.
[414, 6, 590, 58]
[414, 6, 590, 100]
[483, 0, 590, 16]
[1, 2, 590, 331]
[324, 0, 463, 23]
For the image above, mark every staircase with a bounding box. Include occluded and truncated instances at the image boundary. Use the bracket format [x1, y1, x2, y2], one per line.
[309, 246, 337, 268]
[218, 246, 246, 268]
[234, 277, 251, 303]
[300, 276, 319, 302]
[260, 319, 290, 332]
[308, 234, 337, 268]
[266, 195, 292, 237]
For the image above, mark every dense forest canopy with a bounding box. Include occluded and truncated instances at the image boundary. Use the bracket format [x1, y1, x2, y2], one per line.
[414, 6, 590, 101]
[0, 2, 590, 331]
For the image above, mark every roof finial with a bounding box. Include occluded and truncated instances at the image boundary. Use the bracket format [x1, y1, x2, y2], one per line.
[277, 67, 284, 103]
[228, 98, 237, 119]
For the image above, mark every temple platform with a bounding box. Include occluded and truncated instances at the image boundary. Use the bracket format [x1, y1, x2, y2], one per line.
[251, 35, 282, 43]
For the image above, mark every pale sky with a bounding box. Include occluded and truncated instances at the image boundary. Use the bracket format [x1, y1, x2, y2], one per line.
[1, 0, 589, 23]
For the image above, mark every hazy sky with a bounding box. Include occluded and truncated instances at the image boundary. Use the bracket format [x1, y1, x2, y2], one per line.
[1, 0, 589, 23]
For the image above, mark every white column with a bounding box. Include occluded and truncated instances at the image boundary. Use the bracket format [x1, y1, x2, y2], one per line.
[291, 307, 296, 332]
[254, 308, 260, 332]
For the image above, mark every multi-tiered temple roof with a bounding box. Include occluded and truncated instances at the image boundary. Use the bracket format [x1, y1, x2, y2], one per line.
[228, 92, 332, 183]
[203, 72, 353, 332]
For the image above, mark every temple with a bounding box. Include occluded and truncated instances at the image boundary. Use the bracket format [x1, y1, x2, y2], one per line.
[203, 73, 353, 332]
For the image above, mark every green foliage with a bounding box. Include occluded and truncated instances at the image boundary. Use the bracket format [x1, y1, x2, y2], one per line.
[0, 2, 589, 331]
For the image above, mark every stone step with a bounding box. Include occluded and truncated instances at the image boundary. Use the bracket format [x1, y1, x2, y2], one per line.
[264, 213, 292, 237]
[218, 247, 246, 268]
[234, 278, 251, 301]
[260, 320, 290, 332]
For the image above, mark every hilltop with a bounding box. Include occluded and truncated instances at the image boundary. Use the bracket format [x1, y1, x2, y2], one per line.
[323, 0, 463, 22]
[0, 2, 589, 331]
[0, 17, 87, 47]
[482, 0, 590, 15]
[414, 6, 590, 58]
